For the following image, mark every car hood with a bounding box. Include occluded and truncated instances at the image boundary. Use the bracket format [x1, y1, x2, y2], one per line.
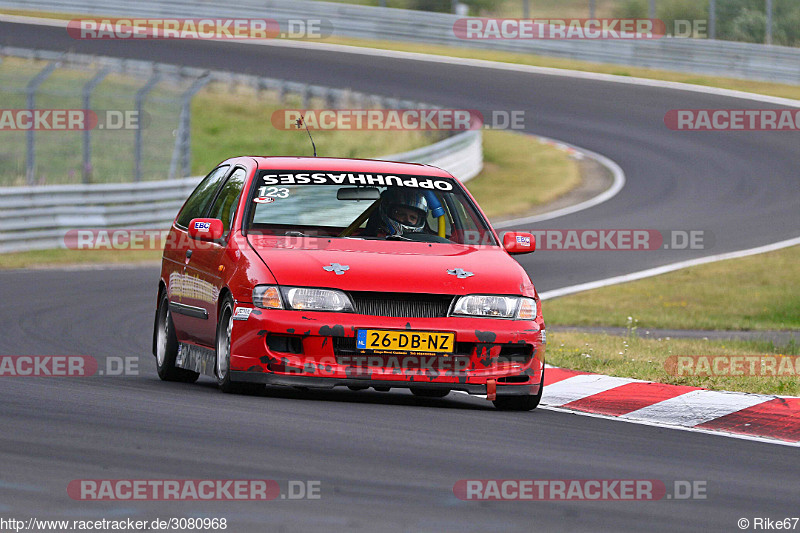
[247, 235, 532, 295]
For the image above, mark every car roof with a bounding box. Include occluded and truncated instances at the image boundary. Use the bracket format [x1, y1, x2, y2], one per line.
[235, 156, 456, 179]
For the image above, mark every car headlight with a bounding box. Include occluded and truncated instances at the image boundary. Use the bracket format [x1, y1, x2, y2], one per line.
[284, 287, 354, 312]
[451, 295, 537, 320]
[253, 285, 282, 309]
[252, 285, 354, 312]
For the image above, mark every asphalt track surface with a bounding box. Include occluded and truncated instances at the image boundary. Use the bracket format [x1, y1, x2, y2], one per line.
[1, 21, 800, 532]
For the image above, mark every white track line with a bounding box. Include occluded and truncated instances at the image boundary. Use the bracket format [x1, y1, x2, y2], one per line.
[493, 137, 626, 227]
[2, 14, 800, 108]
[540, 405, 800, 448]
[539, 236, 800, 300]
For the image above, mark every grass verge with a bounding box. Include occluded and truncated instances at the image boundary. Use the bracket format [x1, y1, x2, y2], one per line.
[190, 86, 436, 174]
[549, 330, 799, 396]
[0, 57, 433, 185]
[464, 131, 579, 218]
[0, 249, 162, 269]
[544, 245, 800, 331]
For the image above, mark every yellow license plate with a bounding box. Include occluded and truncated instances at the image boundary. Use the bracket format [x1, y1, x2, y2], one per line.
[356, 329, 454, 354]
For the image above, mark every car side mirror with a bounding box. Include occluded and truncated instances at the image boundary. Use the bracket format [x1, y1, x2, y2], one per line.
[502, 231, 535, 254]
[188, 218, 224, 242]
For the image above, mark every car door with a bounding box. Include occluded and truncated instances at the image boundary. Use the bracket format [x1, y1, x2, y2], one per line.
[168, 164, 231, 344]
[181, 166, 249, 347]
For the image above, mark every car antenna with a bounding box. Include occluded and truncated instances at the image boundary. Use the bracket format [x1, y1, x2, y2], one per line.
[295, 115, 317, 157]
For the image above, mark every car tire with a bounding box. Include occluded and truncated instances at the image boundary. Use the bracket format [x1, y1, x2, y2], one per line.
[410, 388, 449, 398]
[492, 368, 545, 411]
[216, 295, 263, 395]
[155, 292, 199, 383]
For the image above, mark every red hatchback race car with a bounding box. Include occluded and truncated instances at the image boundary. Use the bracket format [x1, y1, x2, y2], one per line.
[153, 156, 546, 410]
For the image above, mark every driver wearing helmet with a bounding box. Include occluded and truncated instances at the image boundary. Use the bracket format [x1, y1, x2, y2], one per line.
[375, 188, 429, 237]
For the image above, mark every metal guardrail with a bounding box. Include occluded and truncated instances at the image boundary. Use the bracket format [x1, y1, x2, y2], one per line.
[383, 129, 482, 184]
[0, 129, 482, 253]
[0, 45, 484, 253]
[1, 0, 799, 84]
[0, 177, 199, 252]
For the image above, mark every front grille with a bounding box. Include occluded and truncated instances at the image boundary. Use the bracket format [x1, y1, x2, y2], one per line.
[266, 334, 303, 354]
[498, 343, 534, 363]
[348, 292, 453, 318]
[333, 337, 357, 355]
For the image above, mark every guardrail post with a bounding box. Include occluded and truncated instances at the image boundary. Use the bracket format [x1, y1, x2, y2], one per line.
[171, 74, 210, 179]
[709, 0, 716, 40]
[134, 71, 161, 182]
[278, 80, 287, 103]
[81, 67, 112, 184]
[766, 0, 773, 45]
[25, 60, 59, 185]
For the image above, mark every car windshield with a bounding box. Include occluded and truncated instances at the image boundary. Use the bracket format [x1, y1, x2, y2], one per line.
[245, 170, 498, 246]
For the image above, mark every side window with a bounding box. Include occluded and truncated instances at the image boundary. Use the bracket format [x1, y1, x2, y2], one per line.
[207, 167, 248, 232]
[175, 165, 230, 228]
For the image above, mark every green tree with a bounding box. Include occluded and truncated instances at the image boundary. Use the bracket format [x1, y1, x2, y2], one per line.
[657, 0, 708, 37]
[409, 0, 450, 12]
[728, 8, 766, 43]
[613, 0, 647, 18]
[774, 0, 800, 46]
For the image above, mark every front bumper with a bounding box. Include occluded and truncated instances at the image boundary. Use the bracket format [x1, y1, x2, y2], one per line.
[229, 308, 545, 397]
[230, 372, 538, 396]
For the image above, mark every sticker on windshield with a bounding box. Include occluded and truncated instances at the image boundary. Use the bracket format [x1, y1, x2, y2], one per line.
[257, 186, 290, 198]
[253, 197, 276, 204]
[260, 172, 454, 191]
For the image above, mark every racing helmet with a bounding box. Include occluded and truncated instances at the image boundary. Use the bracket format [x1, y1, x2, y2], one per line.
[378, 188, 429, 236]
